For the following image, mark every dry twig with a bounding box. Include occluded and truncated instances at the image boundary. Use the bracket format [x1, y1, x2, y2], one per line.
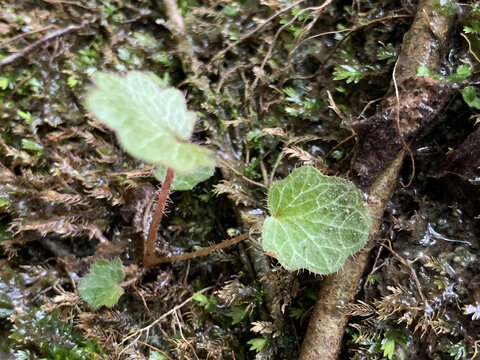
[0, 21, 89, 69]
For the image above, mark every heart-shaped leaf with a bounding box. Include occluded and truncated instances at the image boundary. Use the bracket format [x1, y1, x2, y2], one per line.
[86, 71, 215, 173]
[78, 258, 125, 309]
[154, 164, 214, 190]
[262, 166, 371, 274]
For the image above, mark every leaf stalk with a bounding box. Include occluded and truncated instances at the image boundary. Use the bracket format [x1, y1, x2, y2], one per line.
[144, 167, 175, 267]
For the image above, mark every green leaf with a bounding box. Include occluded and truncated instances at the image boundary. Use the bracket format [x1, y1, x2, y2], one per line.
[67, 76, 82, 88]
[0, 76, 9, 90]
[416, 65, 431, 77]
[227, 306, 247, 325]
[0, 195, 11, 208]
[133, 32, 157, 48]
[222, 5, 239, 16]
[21, 139, 43, 152]
[193, 291, 218, 310]
[283, 87, 302, 104]
[376, 43, 397, 64]
[247, 337, 267, 352]
[448, 343, 468, 360]
[289, 306, 305, 320]
[17, 110, 33, 124]
[381, 338, 395, 359]
[262, 166, 372, 274]
[447, 65, 471, 82]
[86, 71, 215, 173]
[154, 165, 214, 191]
[333, 64, 363, 83]
[22, 139, 44, 156]
[78, 258, 125, 309]
[460, 86, 480, 110]
[381, 330, 407, 360]
[149, 352, 167, 360]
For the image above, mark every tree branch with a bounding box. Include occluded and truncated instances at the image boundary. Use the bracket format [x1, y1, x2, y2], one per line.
[0, 21, 89, 69]
[299, 0, 459, 358]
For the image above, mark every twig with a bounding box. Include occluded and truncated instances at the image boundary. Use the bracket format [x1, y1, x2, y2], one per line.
[120, 268, 148, 288]
[208, 0, 306, 65]
[162, 0, 186, 36]
[148, 232, 249, 266]
[0, 25, 56, 50]
[392, 59, 415, 188]
[133, 284, 152, 315]
[300, 2, 453, 357]
[144, 168, 175, 268]
[364, 240, 386, 291]
[327, 90, 351, 125]
[135, 340, 172, 360]
[461, 33, 480, 64]
[324, 133, 356, 160]
[268, 150, 285, 186]
[256, 0, 333, 82]
[320, 14, 412, 66]
[288, 28, 349, 59]
[121, 286, 214, 346]
[471, 339, 480, 360]
[0, 21, 89, 69]
[6, 69, 39, 101]
[380, 241, 425, 303]
[218, 159, 267, 189]
[357, 97, 382, 120]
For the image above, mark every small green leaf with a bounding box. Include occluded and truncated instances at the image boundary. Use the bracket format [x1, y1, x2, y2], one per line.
[117, 47, 131, 61]
[289, 307, 305, 320]
[0, 76, 9, 90]
[17, 110, 33, 124]
[283, 87, 302, 104]
[416, 65, 431, 77]
[152, 54, 174, 67]
[247, 337, 267, 352]
[381, 330, 407, 360]
[78, 258, 125, 309]
[333, 64, 363, 83]
[222, 5, 239, 16]
[193, 291, 218, 310]
[228, 306, 247, 325]
[193, 292, 209, 306]
[67, 76, 82, 88]
[21, 139, 43, 155]
[133, 32, 157, 48]
[448, 343, 468, 360]
[433, 279, 444, 289]
[86, 71, 215, 173]
[461, 86, 480, 110]
[447, 65, 471, 82]
[376, 43, 397, 64]
[0, 195, 11, 208]
[262, 166, 372, 274]
[149, 352, 167, 360]
[381, 339, 395, 359]
[154, 165, 214, 191]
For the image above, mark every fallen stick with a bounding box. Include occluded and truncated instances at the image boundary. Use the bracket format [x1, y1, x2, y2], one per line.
[0, 21, 89, 69]
[299, 0, 460, 358]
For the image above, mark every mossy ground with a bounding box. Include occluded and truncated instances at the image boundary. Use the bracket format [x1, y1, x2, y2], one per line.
[0, 0, 479, 359]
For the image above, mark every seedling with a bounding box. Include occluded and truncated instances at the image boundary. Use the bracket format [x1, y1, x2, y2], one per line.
[85, 71, 215, 267]
[79, 71, 372, 309]
[262, 166, 371, 274]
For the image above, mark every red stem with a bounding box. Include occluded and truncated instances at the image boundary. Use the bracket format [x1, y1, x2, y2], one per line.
[144, 167, 175, 267]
